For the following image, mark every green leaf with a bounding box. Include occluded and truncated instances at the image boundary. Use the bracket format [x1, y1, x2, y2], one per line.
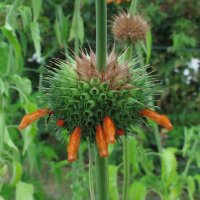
[1, 26, 23, 70]
[55, 6, 69, 48]
[129, 137, 140, 174]
[129, 182, 147, 200]
[0, 42, 9, 74]
[13, 75, 32, 96]
[169, 176, 184, 200]
[108, 165, 119, 200]
[69, 14, 84, 45]
[146, 31, 152, 64]
[19, 6, 32, 32]
[16, 182, 34, 200]
[31, 0, 42, 21]
[21, 102, 38, 154]
[194, 174, 200, 192]
[10, 162, 23, 186]
[161, 148, 178, 187]
[186, 176, 195, 200]
[30, 22, 41, 58]
[54, 19, 62, 47]
[4, 127, 18, 152]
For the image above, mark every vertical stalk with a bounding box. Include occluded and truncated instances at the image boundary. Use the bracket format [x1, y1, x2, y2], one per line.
[129, 0, 138, 16]
[95, 1, 109, 200]
[95, 147, 109, 200]
[71, 2, 81, 199]
[152, 122, 162, 153]
[123, 137, 130, 200]
[122, 44, 133, 200]
[96, 0, 107, 71]
[89, 144, 95, 200]
[74, 0, 81, 54]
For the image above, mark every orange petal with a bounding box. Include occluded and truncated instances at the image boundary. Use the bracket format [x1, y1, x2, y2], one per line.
[139, 109, 173, 131]
[116, 129, 125, 136]
[103, 116, 116, 144]
[18, 109, 53, 130]
[67, 127, 82, 162]
[96, 125, 108, 157]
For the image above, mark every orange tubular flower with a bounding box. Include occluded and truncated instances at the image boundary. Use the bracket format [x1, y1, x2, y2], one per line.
[18, 109, 53, 130]
[139, 109, 173, 131]
[103, 116, 116, 144]
[57, 119, 65, 127]
[67, 127, 82, 162]
[116, 129, 125, 136]
[96, 125, 108, 158]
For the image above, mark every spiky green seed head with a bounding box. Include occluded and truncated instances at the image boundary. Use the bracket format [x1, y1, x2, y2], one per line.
[42, 49, 156, 143]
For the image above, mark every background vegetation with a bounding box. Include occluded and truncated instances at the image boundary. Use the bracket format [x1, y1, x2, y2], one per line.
[0, 0, 199, 199]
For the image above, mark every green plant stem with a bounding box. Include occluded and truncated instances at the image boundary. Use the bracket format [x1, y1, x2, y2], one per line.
[89, 144, 95, 200]
[123, 137, 130, 200]
[152, 122, 162, 153]
[122, 43, 133, 200]
[94, 1, 109, 199]
[95, 147, 109, 200]
[96, 0, 107, 71]
[129, 0, 138, 16]
[74, 0, 81, 54]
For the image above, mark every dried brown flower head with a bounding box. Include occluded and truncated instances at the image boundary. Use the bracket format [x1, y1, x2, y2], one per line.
[75, 49, 131, 90]
[111, 12, 149, 42]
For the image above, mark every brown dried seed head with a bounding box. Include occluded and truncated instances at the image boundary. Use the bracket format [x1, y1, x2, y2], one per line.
[75, 49, 131, 90]
[111, 13, 149, 42]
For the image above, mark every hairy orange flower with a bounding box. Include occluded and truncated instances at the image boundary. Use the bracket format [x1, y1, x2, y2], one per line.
[116, 129, 125, 135]
[139, 109, 173, 131]
[18, 109, 53, 130]
[96, 125, 108, 158]
[103, 116, 116, 144]
[107, 0, 129, 4]
[57, 119, 65, 127]
[67, 127, 82, 162]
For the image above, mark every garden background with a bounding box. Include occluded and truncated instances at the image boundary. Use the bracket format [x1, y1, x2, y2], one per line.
[0, 0, 200, 199]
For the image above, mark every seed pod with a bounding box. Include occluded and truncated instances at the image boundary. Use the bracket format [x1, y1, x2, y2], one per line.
[116, 129, 125, 136]
[67, 127, 82, 162]
[139, 109, 173, 131]
[56, 119, 65, 127]
[103, 116, 116, 144]
[18, 109, 53, 130]
[111, 12, 149, 42]
[96, 125, 108, 157]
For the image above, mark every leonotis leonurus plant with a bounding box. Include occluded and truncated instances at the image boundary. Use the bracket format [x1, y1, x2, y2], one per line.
[18, 49, 173, 162]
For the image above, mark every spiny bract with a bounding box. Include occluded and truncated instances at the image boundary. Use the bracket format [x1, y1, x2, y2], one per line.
[41, 49, 156, 143]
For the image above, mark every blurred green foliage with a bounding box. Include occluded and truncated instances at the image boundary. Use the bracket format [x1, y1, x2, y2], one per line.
[0, 0, 199, 199]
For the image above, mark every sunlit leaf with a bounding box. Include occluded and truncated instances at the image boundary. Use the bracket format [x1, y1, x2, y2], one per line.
[16, 182, 34, 200]
[31, 0, 42, 21]
[186, 176, 195, 200]
[129, 181, 147, 200]
[161, 148, 178, 186]
[10, 162, 22, 186]
[4, 127, 18, 152]
[30, 22, 41, 59]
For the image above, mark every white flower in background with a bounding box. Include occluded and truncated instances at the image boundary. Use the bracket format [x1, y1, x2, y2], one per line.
[183, 68, 190, 76]
[28, 53, 43, 63]
[188, 58, 200, 72]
